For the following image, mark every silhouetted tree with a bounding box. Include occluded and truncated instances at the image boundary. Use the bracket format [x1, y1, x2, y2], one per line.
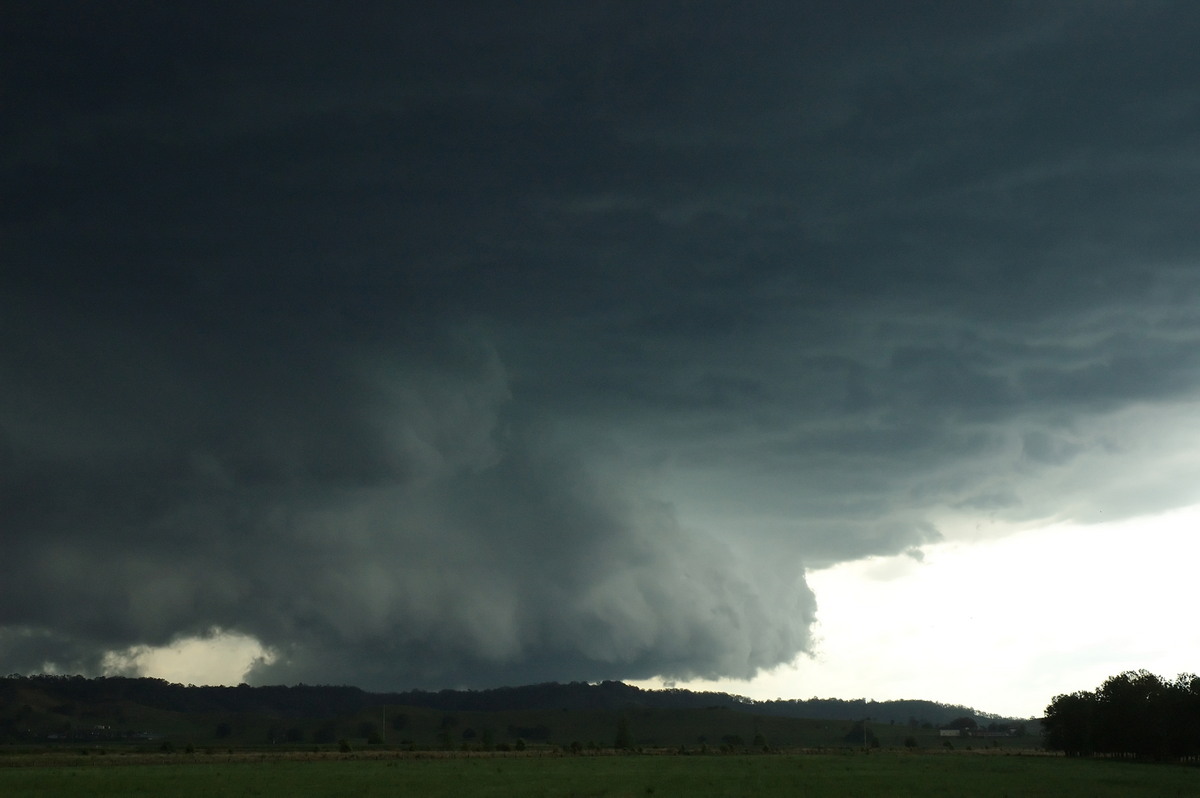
[1044, 670, 1200, 761]
[842, 720, 877, 747]
[1095, 670, 1165, 758]
[1044, 690, 1098, 757]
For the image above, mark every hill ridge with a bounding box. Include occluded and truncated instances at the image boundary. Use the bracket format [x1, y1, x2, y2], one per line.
[0, 674, 1022, 727]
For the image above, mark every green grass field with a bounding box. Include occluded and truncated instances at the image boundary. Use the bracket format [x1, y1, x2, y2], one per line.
[1, 751, 1197, 797]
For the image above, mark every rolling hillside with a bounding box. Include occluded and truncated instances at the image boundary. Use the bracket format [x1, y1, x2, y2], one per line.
[0, 675, 1037, 750]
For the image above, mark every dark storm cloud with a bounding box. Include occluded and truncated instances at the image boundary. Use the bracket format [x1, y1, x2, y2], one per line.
[4, 2, 1200, 685]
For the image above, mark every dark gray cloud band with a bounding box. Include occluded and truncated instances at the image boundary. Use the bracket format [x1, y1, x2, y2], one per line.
[4, 2, 1200, 687]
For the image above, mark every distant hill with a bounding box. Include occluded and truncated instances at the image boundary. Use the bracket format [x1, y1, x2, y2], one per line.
[0, 672, 1041, 753]
[2, 672, 1022, 734]
[379, 680, 1019, 726]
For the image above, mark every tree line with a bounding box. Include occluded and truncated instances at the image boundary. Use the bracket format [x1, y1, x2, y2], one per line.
[1043, 670, 1200, 760]
[2, 675, 1009, 728]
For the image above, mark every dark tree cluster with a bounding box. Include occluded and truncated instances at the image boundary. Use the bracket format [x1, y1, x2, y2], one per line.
[1043, 670, 1200, 760]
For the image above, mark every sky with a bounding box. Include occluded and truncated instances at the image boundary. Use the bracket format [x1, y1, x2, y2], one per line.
[4, 2, 1200, 719]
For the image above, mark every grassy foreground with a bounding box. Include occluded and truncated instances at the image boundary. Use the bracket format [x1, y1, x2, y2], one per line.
[1, 751, 1197, 797]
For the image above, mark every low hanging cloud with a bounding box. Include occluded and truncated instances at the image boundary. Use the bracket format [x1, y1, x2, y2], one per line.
[5, 3, 1200, 688]
[0, 303, 813, 688]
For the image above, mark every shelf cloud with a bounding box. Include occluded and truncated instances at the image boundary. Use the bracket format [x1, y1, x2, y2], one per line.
[4, 3, 1200, 689]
